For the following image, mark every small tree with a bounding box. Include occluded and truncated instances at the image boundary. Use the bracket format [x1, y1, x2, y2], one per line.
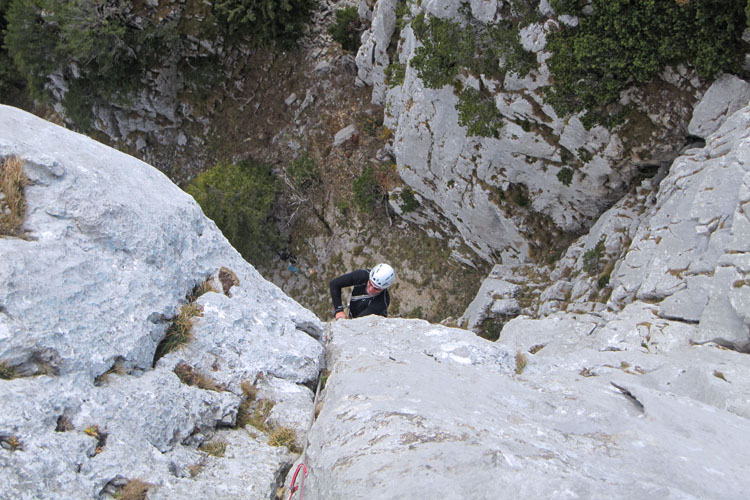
[328, 5, 363, 52]
[187, 159, 280, 264]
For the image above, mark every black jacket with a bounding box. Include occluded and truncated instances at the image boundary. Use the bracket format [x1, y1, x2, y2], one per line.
[330, 269, 390, 318]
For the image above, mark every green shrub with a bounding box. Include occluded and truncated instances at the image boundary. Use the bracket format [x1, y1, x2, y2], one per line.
[288, 152, 319, 191]
[328, 5, 363, 52]
[556, 166, 573, 186]
[384, 62, 406, 87]
[353, 165, 385, 212]
[411, 13, 474, 89]
[215, 0, 315, 45]
[546, 0, 748, 125]
[457, 87, 504, 138]
[398, 187, 420, 213]
[187, 159, 280, 264]
[582, 238, 605, 275]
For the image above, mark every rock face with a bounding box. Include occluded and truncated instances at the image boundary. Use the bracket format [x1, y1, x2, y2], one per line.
[462, 76, 750, 348]
[298, 317, 750, 499]
[356, 0, 703, 263]
[0, 105, 324, 499]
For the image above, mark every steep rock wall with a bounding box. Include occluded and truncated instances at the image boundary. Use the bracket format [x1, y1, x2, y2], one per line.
[0, 105, 324, 499]
[357, 0, 703, 263]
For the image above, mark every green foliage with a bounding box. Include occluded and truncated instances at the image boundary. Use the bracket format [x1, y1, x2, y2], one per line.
[384, 62, 406, 87]
[328, 5, 362, 52]
[410, 12, 534, 137]
[546, 0, 749, 125]
[353, 165, 385, 212]
[557, 166, 573, 186]
[187, 159, 280, 264]
[0, 0, 28, 105]
[0, 360, 16, 380]
[288, 152, 319, 191]
[398, 187, 420, 213]
[582, 238, 606, 275]
[215, 0, 315, 45]
[456, 87, 504, 138]
[410, 12, 473, 88]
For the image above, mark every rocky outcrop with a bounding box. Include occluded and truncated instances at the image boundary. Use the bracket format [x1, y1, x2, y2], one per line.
[356, 0, 704, 263]
[296, 316, 750, 498]
[463, 74, 750, 348]
[0, 105, 324, 499]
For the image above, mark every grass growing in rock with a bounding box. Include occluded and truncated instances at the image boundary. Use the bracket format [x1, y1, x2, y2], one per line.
[0, 434, 23, 452]
[154, 302, 203, 363]
[0, 156, 28, 237]
[515, 352, 527, 374]
[199, 439, 228, 457]
[0, 360, 16, 380]
[269, 427, 300, 453]
[174, 363, 227, 392]
[117, 479, 152, 500]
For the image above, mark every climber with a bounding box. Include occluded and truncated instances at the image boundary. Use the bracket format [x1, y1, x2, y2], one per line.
[330, 263, 395, 319]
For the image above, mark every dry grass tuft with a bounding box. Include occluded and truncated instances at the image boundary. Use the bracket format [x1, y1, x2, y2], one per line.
[154, 302, 203, 362]
[198, 439, 227, 457]
[515, 352, 527, 375]
[218, 267, 240, 296]
[119, 479, 151, 500]
[268, 427, 300, 453]
[0, 360, 16, 380]
[174, 363, 226, 392]
[0, 434, 23, 452]
[0, 156, 29, 236]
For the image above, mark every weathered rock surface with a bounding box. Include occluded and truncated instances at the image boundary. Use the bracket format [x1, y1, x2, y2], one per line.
[357, 0, 704, 263]
[688, 73, 750, 138]
[466, 73, 750, 348]
[297, 316, 750, 499]
[0, 105, 324, 499]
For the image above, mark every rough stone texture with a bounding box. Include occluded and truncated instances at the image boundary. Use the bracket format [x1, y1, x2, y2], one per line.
[688, 74, 750, 138]
[460, 265, 521, 329]
[467, 81, 750, 342]
[297, 316, 750, 499]
[0, 105, 324, 499]
[355, 0, 399, 104]
[361, 3, 702, 263]
[609, 103, 750, 344]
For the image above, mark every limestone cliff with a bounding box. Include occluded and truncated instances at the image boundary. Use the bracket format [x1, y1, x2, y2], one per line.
[0, 105, 324, 499]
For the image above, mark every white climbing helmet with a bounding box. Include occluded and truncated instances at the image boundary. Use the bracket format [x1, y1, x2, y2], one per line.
[369, 263, 395, 289]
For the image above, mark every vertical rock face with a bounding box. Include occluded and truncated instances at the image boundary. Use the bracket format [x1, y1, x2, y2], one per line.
[0, 105, 324, 499]
[462, 73, 750, 349]
[356, 0, 702, 263]
[298, 317, 750, 499]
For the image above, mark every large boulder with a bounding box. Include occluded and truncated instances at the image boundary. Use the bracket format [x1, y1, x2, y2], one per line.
[0, 105, 324, 499]
[296, 316, 750, 499]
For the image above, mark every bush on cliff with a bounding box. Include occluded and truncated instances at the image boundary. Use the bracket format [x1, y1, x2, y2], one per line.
[329, 5, 364, 52]
[546, 0, 749, 126]
[2, 0, 315, 128]
[186, 159, 280, 264]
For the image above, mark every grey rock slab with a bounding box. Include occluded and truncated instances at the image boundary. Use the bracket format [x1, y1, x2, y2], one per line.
[149, 428, 296, 500]
[333, 124, 358, 147]
[0, 105, 323, 499]
[300, 317, 750, 499]
[688, 74, 750, 139]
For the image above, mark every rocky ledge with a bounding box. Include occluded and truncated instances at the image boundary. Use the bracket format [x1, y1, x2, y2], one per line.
[0, 105, 324, 500]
